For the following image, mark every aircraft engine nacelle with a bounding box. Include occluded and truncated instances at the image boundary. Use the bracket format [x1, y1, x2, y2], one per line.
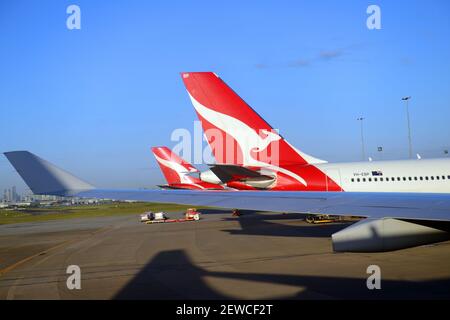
[199, 170, 223, 185]
[332, 218, 450, 252]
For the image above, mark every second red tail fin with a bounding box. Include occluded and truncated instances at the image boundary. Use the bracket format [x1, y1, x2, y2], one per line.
[151, 146, 224, 190]
[151, 146, 198, 185]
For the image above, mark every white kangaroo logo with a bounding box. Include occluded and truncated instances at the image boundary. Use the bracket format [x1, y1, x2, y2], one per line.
[188, 92, 307, 186]
[254, 129, 281, 152]
[154, 154, 198, 184]
[188, 92, 280, 165]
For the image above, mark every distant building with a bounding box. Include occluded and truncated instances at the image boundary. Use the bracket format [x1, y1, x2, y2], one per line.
[2, 186, 23, 203]
[12, 186, 18, 202]
[0, 188, 111, 207]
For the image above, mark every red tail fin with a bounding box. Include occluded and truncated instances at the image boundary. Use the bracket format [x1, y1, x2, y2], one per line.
[151, 147, 198, 185]
[181, 72, 343, 191]
[151, 146, 223, 190]
[181, 72, 325, 167]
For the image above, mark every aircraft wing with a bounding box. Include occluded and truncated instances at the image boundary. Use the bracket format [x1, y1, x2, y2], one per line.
[4, 151, 450, 252]
[71, 189, 450, 222]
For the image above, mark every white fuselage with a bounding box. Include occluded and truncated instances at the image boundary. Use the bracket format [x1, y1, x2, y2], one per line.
[317, 158, 450, 193]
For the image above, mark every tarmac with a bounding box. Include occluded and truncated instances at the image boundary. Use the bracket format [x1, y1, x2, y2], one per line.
[0, 209, 449, 299]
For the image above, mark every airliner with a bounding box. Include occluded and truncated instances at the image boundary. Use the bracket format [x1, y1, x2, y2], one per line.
[4, 72, 450, 252]
[181, 72, 450, 193]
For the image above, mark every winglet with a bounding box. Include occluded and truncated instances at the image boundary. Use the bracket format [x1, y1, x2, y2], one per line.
[4, 151, 94, 196]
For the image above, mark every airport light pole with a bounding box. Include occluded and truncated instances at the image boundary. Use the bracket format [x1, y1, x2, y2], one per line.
[402, 96, 413, 159]
[357, 117, 366, 161]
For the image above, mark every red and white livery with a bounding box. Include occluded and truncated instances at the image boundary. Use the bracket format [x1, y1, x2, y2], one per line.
[151, 146, 224, 190]
[181, 72, 450, 193]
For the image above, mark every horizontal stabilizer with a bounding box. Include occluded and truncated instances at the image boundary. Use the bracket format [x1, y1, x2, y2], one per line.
[209, 164, 273, 183]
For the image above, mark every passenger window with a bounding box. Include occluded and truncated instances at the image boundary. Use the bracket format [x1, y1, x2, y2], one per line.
[448, 175, 450, 179]
[363, 178, 366, 182]
[402, 177, 406, 181]
[431, 176, 434, 180]
[397, 177, 401, 181]
[408, 177, 412, 181]
[414, 177, 417, 180]
[380, 178, 384, 181]
[374, 178, 378, 182]
[391, 177, 395, 181]
[357, 178, 360, 182]
[351, 178, 354, 182]
[436, 176, 439, 180]
[425, 176, 429, 180]
[368, 178, 372, 182]
[442, 176, 446, 180]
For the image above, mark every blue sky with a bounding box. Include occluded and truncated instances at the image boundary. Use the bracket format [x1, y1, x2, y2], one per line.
[1, 0, 450, 194]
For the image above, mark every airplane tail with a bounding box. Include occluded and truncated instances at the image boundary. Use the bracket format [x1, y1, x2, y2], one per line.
[180, 72, 344, 191]
[151, 146, 223, 190]
[181, 72, 326, 167]
[151, 146, 198, 184]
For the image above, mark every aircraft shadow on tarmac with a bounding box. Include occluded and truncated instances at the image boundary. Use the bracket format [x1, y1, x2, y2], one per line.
[114, 249, 450, 300]
[220, 212, 354, 238]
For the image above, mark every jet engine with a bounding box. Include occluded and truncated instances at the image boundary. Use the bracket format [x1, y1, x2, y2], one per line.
[332, 218, 450, 252]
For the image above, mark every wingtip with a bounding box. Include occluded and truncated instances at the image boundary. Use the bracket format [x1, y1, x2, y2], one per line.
[4, 150, 94, 195]
[4, 150, 30, 157]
